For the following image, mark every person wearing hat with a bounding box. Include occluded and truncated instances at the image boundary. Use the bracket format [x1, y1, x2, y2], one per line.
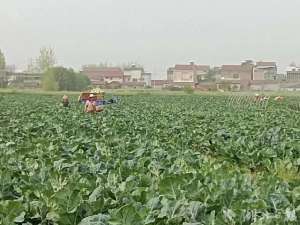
[85, 94, 97, 113]
[274, 96, 284, 101]
[255, 93, 260, 100]
[62, 95, 70, 107]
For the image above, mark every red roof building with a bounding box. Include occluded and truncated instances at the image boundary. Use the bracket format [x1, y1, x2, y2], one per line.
[82, 66, 124, 85]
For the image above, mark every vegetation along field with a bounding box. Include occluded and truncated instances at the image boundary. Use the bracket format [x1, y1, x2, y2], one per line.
[1, 93, 300, 225]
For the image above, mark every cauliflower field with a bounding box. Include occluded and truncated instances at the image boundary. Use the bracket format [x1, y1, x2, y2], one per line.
[0, 93, 300, 225]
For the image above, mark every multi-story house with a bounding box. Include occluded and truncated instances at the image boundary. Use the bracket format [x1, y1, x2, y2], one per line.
[218, 62, 254, 90]
[253, 61, 277, 80]
[123, 65, 144, 82]
[167, 62, 210, 86]
[286, 66, 300, 81]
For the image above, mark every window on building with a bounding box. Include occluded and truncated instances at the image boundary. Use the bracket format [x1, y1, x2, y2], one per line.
[233, 74, 239, 79]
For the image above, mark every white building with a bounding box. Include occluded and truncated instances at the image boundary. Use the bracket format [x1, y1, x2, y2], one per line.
[286, 65, 300, 81]
[124, 64, 144, 82]
[167, 62, 210, 86]
[142, 72, 152, 87]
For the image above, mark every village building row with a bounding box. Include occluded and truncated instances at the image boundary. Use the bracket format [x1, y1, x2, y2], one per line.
[81, 64, 152, 88]
[0, 70, 42, 88]
[1, 60, 300, 91]
[1, 64, 152, 89]
[163, 61, 300, 91]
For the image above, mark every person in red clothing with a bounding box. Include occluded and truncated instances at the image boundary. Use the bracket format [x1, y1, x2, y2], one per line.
[85, 94, 96, 113]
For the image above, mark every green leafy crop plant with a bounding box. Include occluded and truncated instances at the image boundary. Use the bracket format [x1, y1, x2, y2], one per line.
[0, 94, 299, 224]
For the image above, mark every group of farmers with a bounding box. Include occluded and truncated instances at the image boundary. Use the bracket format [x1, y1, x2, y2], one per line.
[61, 93, 103, 113]
[60, 92, 283, 113]
[255, 93, 284, 102]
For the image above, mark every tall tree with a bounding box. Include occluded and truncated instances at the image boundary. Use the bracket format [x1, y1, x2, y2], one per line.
[42, 71, 59, 91]
[42, 67, 90, 91]
[0, 49, 6, 70]
[26, 58, 39, 73]
[36, 47, 56, 72]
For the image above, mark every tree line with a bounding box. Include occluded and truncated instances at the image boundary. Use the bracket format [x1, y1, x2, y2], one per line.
[0, 49, 5, 70]
[0, 47, 90, 91]
[42, 67, 90, 91]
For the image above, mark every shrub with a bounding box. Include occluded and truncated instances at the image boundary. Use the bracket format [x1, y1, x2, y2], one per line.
[165, 86, 182, 91]
[183, 85, 194, 94]
[42, 67, 90, 91]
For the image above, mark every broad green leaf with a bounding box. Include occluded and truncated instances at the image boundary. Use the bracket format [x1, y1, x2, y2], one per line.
[79, 214, 110, 225]
[109, 204, 143, 225]
[0, 200, 24, 224]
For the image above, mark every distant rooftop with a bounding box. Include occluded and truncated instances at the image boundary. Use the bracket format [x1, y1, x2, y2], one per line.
[82, 67, 123, 77]
[256, 61, 276, 67]
[124, 64, 144, 71]
[174, 64, 210, 71]
[221, 64, 253, 72]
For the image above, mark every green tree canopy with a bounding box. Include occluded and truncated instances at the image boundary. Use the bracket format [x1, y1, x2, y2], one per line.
[26, 58, 39, 73]
[36, 47, 56, 72]
[42, 67, 90, 91]
[0, 49, 6, 70]
[42, 70, 59, 91]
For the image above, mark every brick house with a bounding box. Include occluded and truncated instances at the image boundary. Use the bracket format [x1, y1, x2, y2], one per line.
[218, 63, 254, 90]
[82, 66, 124, 85]
[167, 62, 210, 86]
[253, 61, 277, 80]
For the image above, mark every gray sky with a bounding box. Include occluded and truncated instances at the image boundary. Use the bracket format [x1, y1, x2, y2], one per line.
[1, 0, 300, 78]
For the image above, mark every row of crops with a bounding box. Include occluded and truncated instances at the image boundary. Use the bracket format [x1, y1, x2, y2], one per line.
[0, 93, 300, 224]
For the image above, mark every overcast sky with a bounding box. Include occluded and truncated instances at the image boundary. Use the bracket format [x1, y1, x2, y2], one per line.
[1, 0, 300, 78]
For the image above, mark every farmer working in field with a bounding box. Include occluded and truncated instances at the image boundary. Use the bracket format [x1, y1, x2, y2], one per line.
[84, 94, 103, 113]
[274, 96, 284, 101]
[85, 94, 96, 113]
[255, 93, 260, 101]
[62, 95, 70, 107]
[255, 93, 269, 102]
